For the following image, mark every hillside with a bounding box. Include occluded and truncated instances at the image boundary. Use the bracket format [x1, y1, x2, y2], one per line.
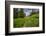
[14, 13, 39, 28]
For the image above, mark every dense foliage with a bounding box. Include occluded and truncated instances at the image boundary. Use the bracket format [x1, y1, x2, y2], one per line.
[18, 8, 25, 18]
[13, 8, 39, 28]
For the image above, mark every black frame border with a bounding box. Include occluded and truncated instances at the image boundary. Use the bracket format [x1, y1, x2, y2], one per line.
[5, 1, 45, 35]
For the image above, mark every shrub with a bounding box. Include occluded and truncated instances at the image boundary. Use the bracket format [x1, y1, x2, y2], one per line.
[14, 18, 25, 28]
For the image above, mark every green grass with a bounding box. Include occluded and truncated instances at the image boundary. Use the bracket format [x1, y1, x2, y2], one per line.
[13, 14, 39, 28]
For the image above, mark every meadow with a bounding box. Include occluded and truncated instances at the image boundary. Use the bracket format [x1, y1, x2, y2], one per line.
[14, 13, 39, 28]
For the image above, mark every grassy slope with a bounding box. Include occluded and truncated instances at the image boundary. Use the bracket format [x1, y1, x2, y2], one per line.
[14, 14, 39, 28]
